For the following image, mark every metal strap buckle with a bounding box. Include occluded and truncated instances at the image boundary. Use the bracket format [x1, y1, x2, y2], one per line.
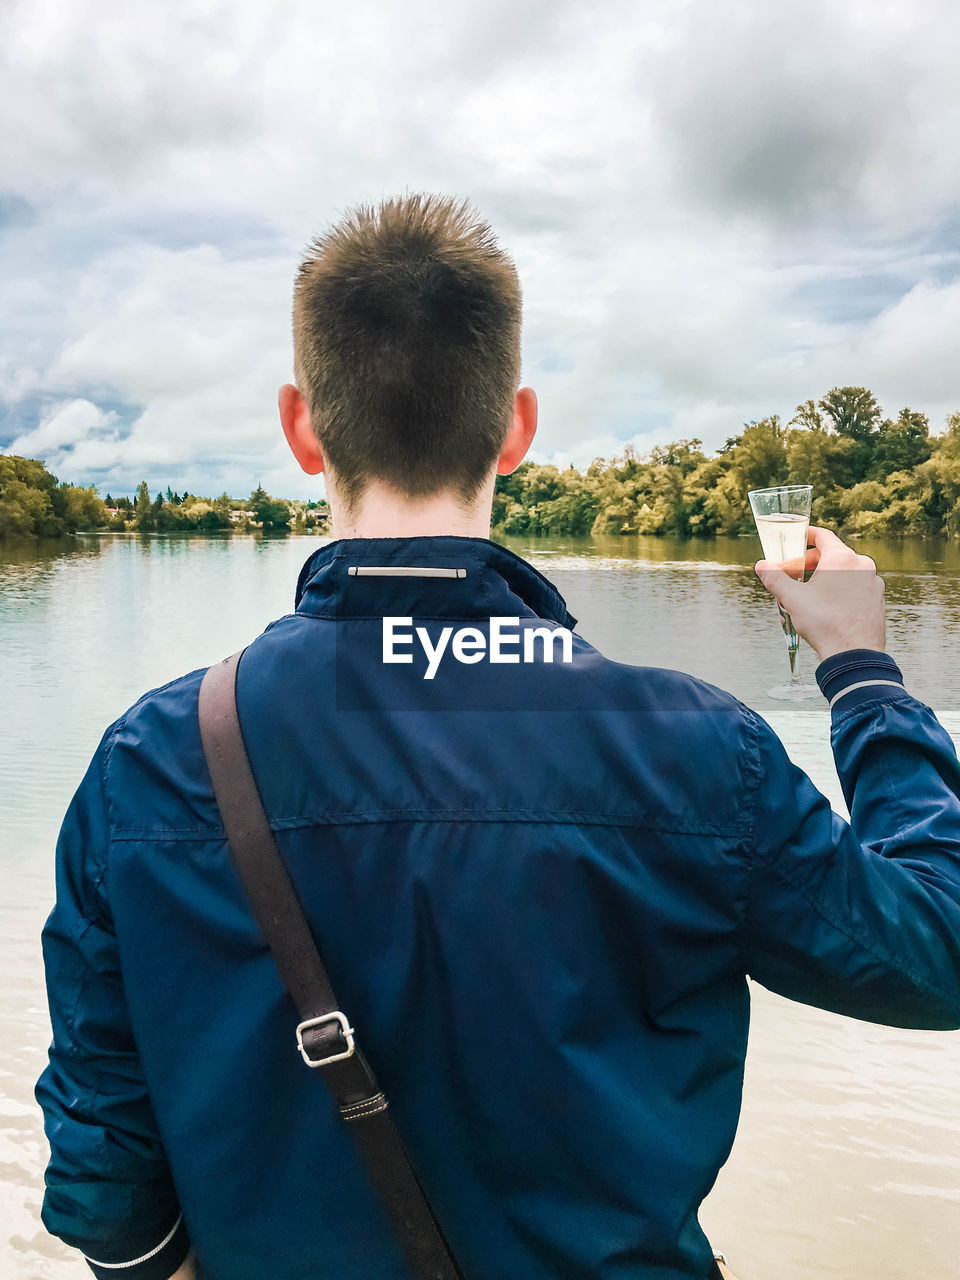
[295, 1010, 356, 1068]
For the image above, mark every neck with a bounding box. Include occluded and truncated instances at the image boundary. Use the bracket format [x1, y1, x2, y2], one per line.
[328, 477, 495, 541]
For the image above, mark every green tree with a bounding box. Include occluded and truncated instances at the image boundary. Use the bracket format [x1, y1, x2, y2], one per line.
[214, 493, 233, 528]
[0, 456, 60, 536]
[818, 386, 883, 441]
[728, 417, 788, 492]
[785, 425, 859, 498]
[492, 465, 532, 526]
[134, 480, 155, 531]
[649, 439, 705, 475]
[789, 400, 824, 432]
[53, 484, 108, 532]
[699, 467, 751, 535]
[262, 500, 292, 529]
[196, 508, 221, 531]
[683, 457, 732, 535]
[250, 486, 291, 530]
[0, 457, 107, 537]
[518, 464, 565, 506]
[589, 488, 635, 535]
[870, 409, 931, 480]
[540, 468, 599, 535]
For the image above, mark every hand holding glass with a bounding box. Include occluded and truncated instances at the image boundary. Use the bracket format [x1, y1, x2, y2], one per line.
[748, 484, 820, 701]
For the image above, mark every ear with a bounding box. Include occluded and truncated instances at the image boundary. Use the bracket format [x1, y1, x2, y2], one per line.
[279, 384, 325, 475]
[496, 386, 538, 475]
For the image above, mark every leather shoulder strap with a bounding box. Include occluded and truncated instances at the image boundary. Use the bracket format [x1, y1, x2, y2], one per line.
[198, 651, 463, 1280]
[198, 652, 340, 1022]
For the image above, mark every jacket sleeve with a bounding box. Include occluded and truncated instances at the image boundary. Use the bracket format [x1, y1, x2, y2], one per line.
[740, 653, 960, 1029]
[34, 729, 192, 1280]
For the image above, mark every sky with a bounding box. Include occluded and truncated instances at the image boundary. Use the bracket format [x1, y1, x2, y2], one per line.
[1, 0, 959, 500]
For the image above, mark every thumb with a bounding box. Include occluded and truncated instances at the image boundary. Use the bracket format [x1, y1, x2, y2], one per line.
[755, 560, 803, 609]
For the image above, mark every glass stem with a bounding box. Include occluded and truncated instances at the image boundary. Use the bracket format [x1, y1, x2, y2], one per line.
[777, 602, 802, 684]
[787, 636, 801, 683]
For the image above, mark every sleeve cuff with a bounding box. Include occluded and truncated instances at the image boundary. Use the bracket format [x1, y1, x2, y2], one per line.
[815, 649, 906, 713]
[84, 1214, 190, 1280]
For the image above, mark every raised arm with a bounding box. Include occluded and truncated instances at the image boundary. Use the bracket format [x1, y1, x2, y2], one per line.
[35, 732, 192, 1280]
[742, 526, 960, 1027]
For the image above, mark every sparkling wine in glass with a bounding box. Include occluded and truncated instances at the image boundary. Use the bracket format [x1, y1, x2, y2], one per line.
[748, 484, 820, 701]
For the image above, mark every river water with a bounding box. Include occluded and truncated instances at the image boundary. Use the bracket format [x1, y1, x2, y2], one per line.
[2, 531, 959, 1280]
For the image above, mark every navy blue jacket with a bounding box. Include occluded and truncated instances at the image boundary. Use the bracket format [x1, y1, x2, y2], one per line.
[36, 536, 960, 1280]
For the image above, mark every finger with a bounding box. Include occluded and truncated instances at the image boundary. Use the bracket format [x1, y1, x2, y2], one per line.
[807, 525, 864, 572]
[780, 552, 808, 581]
[755, 562, 804, 608]
[803, 546, 821, 572]
[758, 547, 820, 579]
[783, 549, 823, 578]
[807, 525, 847, 552]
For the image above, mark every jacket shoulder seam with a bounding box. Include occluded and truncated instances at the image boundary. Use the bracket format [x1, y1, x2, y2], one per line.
[741, 707, 766, 849]
[100, 717, 125, 840]
[735, 707, 764, 954]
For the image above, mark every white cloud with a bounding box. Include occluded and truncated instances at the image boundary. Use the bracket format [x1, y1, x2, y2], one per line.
[8, 398, 118, 458]
[1, 0, 959, 495]
[851, 280, 960, 406]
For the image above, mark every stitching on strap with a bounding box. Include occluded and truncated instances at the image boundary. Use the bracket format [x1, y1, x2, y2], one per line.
[340, 1092, 387, 1115]
[340, 1094, 389, 1121]
[342, 1101, 389, 1121]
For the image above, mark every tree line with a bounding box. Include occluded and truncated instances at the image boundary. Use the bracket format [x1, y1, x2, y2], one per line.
[492, 387, 960, 538]
[0, 456, 109, 539]
[0, 461, 328, 539]
[118, 482, 323, 533]
[3, 386, 960, 542]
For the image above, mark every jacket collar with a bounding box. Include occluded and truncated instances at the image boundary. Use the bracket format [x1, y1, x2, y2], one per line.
[294, 535, 577, 628]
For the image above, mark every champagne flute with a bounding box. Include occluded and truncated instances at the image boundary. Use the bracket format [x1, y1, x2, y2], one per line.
[748, 484, 819, 701]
